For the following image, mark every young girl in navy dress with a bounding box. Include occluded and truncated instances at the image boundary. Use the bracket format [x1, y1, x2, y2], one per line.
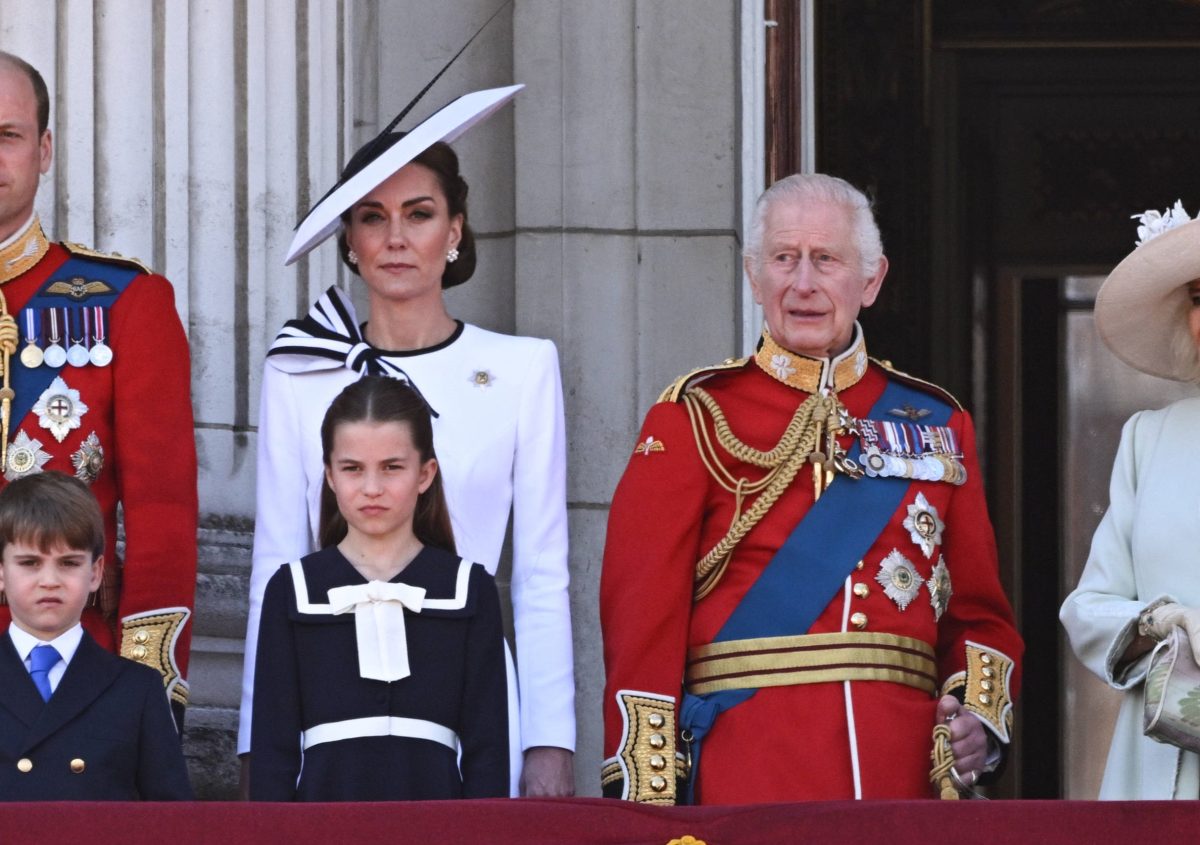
[250, 376, 508, 800]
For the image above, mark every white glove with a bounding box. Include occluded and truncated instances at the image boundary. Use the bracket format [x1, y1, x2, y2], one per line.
[1147, 603, 1200, 657]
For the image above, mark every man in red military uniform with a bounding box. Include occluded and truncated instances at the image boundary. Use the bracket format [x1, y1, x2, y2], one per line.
[600, 173, 1022, 804]
[0, 52, 196, 720]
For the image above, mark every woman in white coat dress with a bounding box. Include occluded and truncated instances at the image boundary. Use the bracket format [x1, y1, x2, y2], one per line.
[1061, 201, 1200, 799]
[239, 91, 576, 797]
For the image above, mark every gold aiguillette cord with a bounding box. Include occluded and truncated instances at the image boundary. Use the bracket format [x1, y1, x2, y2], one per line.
[0, 289, 19, 471]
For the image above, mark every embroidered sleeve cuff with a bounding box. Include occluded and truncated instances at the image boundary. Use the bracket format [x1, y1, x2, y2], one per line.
[960, 641, 1015, 743]
[608, 690, 680, 804]
[120, 607, 191, 706]
[1108, 593, 1174, 688]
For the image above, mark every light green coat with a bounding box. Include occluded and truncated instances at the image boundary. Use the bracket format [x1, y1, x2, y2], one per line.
[1061, 397, 1200, 800]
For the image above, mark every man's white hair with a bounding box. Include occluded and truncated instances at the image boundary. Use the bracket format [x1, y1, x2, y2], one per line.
[745, 173, 884, 277]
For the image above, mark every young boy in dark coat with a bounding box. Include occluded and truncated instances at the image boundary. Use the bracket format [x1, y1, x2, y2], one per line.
[0, 472, 192, 800]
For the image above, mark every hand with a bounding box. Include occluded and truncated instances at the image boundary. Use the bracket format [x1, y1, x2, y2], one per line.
[520, 746, 575, 797]
[1146, 603, 1200, 656]
[937, 695, 987, 789]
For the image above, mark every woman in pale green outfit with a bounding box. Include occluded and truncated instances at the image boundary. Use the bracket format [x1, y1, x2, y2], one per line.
[1061, 202, 1200, 800]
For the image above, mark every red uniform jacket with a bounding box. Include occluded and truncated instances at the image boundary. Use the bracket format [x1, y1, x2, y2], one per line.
[0, 220, 197, 708]
[601, 331, 1022, 804]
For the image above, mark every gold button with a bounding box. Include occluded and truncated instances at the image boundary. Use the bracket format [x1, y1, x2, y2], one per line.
[982, 667, 995, 678]
[853, 583, 869, 599]
[855, 560, 864, 571]
[134, 630, 150, 644]
[850, 612, 867, 630]
[648, 733, 666, 750]
[981, 680, 994, 692]
[70, 758, 85, 774]
[131, 645, 148, 660]
[647, 713, 665, 729]
[978, 693, 992, 705]
[17, 758, 32, 773]
[649, 775, 667, 792]
[649, 754, 666, 771]
[980, 654, 993, 665]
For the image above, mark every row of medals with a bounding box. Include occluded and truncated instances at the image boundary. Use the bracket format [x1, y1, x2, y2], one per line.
[20, 333, 112, 369]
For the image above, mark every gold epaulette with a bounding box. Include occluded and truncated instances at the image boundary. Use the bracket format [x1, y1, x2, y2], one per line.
[871, 357, 964, 411]
[61, 241, 153, 274]
[657, 357, 749, 404]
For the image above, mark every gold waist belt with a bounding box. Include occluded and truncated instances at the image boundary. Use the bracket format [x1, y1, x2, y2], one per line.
[685, 631, 938, 696]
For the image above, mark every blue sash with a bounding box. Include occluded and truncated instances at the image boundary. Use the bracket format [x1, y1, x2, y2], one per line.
[679, 378, 953, 801]
[11, 256, 138, 427]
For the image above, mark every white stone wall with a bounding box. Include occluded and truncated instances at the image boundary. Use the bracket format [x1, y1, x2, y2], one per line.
[1, 0, 756, 798]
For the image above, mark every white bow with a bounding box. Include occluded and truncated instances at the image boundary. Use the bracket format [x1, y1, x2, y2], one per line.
[327, 580, 427, 682]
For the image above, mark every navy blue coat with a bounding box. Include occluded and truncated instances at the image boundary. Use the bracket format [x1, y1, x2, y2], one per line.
[0, 630, 192, 800]
[250, 545, 509, 801]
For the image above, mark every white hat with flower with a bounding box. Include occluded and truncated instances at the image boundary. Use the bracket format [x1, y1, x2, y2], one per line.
[1095, 200, 1200, 382]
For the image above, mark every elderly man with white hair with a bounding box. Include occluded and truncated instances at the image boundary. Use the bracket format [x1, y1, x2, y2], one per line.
[599, 173, 1023, 804]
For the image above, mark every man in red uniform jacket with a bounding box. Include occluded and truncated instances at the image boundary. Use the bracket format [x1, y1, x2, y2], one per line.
[0, 52, 196, 721]
[600, 173, 1022, 803]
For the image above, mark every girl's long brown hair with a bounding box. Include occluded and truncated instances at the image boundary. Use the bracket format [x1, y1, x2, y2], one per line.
[318, 376, 456, 554]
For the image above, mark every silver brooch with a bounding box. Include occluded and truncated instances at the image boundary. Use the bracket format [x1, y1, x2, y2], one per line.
[875, 549, 921, 611]
[903, 492, 944, 559]
[71, 432, 104, 484]
[927, 556, 952, 621]
[32, 376, 88, 443]
[4, 431, 50, 481]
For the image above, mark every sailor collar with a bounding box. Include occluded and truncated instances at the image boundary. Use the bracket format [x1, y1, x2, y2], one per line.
[753, 324, 869, 393]
[0, 214, 50, 284]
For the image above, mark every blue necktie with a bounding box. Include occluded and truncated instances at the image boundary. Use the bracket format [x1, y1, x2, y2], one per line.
[29, 644, 60, 702]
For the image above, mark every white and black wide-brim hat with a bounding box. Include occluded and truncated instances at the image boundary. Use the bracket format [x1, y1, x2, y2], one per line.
[1095, 202, 1200, 382]
[284, 84, 522, 265]
[284, 3, 520, 265]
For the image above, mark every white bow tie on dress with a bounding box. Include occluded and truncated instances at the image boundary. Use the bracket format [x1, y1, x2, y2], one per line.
[327, 580, 428, 682]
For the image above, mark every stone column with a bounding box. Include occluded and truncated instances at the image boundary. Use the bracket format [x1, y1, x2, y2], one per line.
[511, 0, 744, 794]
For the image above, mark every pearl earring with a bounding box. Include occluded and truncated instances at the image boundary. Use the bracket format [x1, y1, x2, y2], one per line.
[446, 248, 460, 264]
[348, 250, 358, 265]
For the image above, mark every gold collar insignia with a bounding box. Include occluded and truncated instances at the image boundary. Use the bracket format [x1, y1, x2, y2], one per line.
[753, 326, 869, 393]
[0, 216, 50, 284]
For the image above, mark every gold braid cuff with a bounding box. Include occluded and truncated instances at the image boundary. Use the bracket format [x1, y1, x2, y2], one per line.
[120, 607, 191, 706]
[612, 690, 679, 804]
[960, 641, 1015, 743]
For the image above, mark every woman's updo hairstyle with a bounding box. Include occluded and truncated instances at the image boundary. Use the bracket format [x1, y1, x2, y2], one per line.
[337, 135, 477, 288]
